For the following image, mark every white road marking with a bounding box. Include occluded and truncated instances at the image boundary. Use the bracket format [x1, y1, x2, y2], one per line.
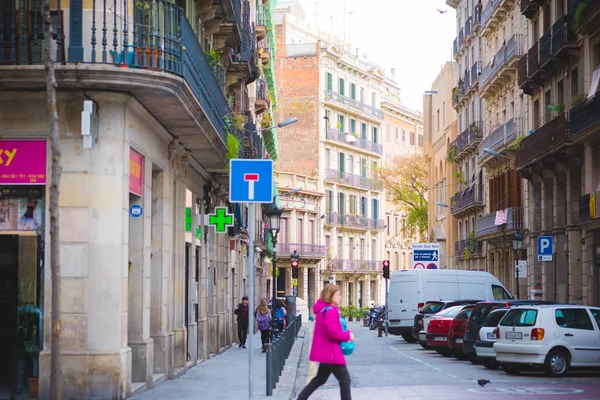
[389, 346, 458, 380]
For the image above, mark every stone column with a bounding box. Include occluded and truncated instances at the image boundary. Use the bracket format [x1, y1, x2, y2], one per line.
[554, 171, 568, 303]
[187, 192, 199, 365]
[567, 153, 583, 304]
[541, 174, 555, 300]
[197, 199, 210, 361]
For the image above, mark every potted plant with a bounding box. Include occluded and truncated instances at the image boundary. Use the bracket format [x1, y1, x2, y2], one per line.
[447, 146, 457, 162]
[346, 305, 356, 321]
[230, 112, 248, 131]
[18, 304, 41, 398]
[339, 305, 349, 319]
[572, 93, 587, 107]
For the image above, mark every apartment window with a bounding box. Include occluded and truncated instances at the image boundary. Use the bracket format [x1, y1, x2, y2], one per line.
[339, 152, 345, 173]
[349, 195, 357, 214]
[360, 158, 367, 177]
[544, 90, 551, 121]
[437, 110, 440, 131]
[372, 127, 378, 144]
[338, 193, 345, 215]
[297, 217, 303, 243]
[308, 219, 315, 244]
[395, 216, 399, 235]
[372, 92, 377, 107]
[350, 119, 357, 135]
[348, 155, 354, 174]
[402, 129, 406, 142]
[339, 78, 345, 95]
[361, 196, 368, 216]
[488, 169, 522, 212]
[557, 80, 564, 108]
[533, 99, 540, 129]
[371, 239, 377, 260]
[361, 123, 367, 139]
[338, 115, 345, 131]
[360, 238, 365, 260]
[387, 216, 390, 235]
[349, 237, 355, 260]
[337, 236, 343, 258]
[326, 236, 331, 254]
[418, 134, 424, 147]
[280, 217, 289, 243]
[410, 131, 415, 145]
[395, 127, 399, 141]
[350, 83, 356, 100]
[326, 190, 333, 212]
[372, 199, 379, 220]
[360, 87, 365, 102]
[326, 72, 333, 91]
[325, 148, 331, 169]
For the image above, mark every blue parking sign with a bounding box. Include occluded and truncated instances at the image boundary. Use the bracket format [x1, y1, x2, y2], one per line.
[229, 159, 274, 203]
[537, 236, 553, 261]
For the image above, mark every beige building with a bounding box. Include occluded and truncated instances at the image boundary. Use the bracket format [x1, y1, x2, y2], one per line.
[515, 0, 600, 305]
[381, 79, 425, 271]
[425, 62, 459, 269]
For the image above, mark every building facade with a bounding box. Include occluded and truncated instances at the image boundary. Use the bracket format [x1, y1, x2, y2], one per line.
[273, 3, 386, 307]
[516, 0, 600, 305]
[0, 0, 280, 398]
[381, 80, 425, 271]
[425, 62, 459, 269]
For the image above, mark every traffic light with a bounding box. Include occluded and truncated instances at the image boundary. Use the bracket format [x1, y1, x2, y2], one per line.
[291, 250, 300, 279]
[382, 260, 390, 279]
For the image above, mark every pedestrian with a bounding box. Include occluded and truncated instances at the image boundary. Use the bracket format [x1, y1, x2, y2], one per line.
[234, 296, 249, 348]
[255, 299, 271, 353]
[274, 299, 287, 331]
[297, 284, 354, 400]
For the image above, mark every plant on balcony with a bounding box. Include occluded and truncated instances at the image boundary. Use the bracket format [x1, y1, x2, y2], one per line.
[572, 93, 587, 107]
[456, 171, 467, 185]
[546, 104, 565, 115]
[336, 123, 343, 130]
[513, 135, 527, 150]
[351, 132, 359, 139]
[575, 1, 588, 28]
[464, 231, 477, 260]
[225, 131, 241, 170]
[204, 47, 222, 66]
[447, 146, 457, 162]
[471, 124, 481, 133]
[261, 112, 272, 128]
[230, 112, 248, 131]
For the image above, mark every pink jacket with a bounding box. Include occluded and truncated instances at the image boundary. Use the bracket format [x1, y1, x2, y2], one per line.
[309, 299, 352, 365]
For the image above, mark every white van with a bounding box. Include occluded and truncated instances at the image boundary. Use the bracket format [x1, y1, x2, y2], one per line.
[387, 269, 511, 342]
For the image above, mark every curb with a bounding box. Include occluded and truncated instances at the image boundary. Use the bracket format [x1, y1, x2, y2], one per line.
[272, 325, 308, 399]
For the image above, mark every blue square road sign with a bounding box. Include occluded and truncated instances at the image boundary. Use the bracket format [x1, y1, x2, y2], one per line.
[229, 159, 274, 203]
[537, 236, 553, 261]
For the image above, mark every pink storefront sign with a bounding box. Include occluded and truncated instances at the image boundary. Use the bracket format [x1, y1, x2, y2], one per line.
[129, 149, 144, 196]
[0, 140, 47, 185]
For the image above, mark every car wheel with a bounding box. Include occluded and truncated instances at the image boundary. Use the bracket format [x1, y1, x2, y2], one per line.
[502, 364, 521, 375]
[402, 332, 417, 343]
[483, 360, 499, 370]
[419, 341, 430, 350]
[544, 349, 569, 377]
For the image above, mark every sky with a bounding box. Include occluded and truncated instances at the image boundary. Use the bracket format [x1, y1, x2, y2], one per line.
[295, 0, 457, 112]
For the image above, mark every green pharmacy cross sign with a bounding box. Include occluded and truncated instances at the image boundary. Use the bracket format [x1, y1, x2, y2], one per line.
[208, 207, 234, 233]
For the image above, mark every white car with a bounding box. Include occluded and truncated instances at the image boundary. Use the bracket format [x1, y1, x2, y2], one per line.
[494, 305, 600, 377]
[475, 308, 509, 369]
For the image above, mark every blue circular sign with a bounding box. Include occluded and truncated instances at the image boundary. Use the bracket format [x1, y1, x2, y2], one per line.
[130, 204, 143, 218]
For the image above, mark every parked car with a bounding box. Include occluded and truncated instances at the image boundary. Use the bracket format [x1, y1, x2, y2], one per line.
[494, 305, 600, 377]
[388, 269, 511, 343]
[463, 300, 552, 364]
[448, 304, 475, 359]
[475, 308, 510, 369]
[413, 300, 480, 348]
[425, 305, 465, 357]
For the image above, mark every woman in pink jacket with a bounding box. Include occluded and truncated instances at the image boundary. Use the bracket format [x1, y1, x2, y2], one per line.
[297, 284, 354, 400]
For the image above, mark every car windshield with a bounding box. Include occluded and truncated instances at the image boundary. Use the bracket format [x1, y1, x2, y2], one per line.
[500, 309, 538, 327]
[438, 306, 463, 318]
[483, 309, 508, 327]
[420, 301, 445, 313]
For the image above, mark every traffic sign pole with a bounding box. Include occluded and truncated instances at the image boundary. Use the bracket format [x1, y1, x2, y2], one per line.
[248, 204, 255, 400]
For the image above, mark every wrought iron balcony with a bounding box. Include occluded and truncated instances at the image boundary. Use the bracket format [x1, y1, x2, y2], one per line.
[275, 243, 326, 258]
[518, 54, 533, 96]
[256, 5, 267, 41]
[515, 113, 569, 169]
[475, 206, 524, 240]
[329, 259, 380, 272]
[241, 115, 263, 159]
[469, 61, 482, 91]
[255, 78, 270, 114]
[539, 29, 552, 67]
[481, 0, 512, 35]
[455, 239, 484, 259]
[579, 190, 600, 224]
[479, 35, 524, 96]
[465, 18, 472, 37]
[477, 118, 524, 162]
[551, 15, 577, 60]
[324, 212, 383, 231]
[259, 37, 272, 65]
[324, 169, 382, 191]
[450, 183, 484, 216]
[572, 0, 600, 34]
[521, 0, 541, 19]
[324, 128, 383, 155]
[459, 28, 465, 50]
[528, 41, 542, 84]
[453, 38, 460, 59]
[473, 6, 483, 32]
[325, 212, 342, 226]
[324, 90, 384, 121]
[570, 94, 600, 139]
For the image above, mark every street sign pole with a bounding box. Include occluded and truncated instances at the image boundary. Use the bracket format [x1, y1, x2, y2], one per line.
[248, 204, 255, 400]
[384, 276, 389, 337]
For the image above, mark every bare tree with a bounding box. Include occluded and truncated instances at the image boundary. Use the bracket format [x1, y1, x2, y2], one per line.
[42, 1, 63, 398]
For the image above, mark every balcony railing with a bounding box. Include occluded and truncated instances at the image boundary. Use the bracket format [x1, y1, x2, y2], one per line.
[275, 243, 326, 258]
[450, 183, 484, 215]
[324, 212, 383, 230]
[528, 41, 540, 79]
[453, 38, 459, 58]
[476, 207, 524, 239]
[473, 6, 482, 29]
[324, 169, 382, 191]
[478, 118, 524, 162]
[324, 128, 383, 154]
[324, 90, 384, 121]
[552, 15, 577, 58]
[515, 113, 568, 169]
[329, 259, 380, 272]
[459, 28, 465, 49]
[465, 18, 472, 37]
[579, 191, 600, 224]
[479, 35, 524, 90]
[572, 0, 600, 34]
[539, 29, 552, 66]
[570, 95, 600, 138]
[470, 61, 482, 86]
[455, 240, 484, 258]
[521, 0, 540, 19]
[518, 54, 529, 89]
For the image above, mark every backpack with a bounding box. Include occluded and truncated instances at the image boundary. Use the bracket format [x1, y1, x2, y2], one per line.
[257, 312, 269, 331]
[322, 306, 355, 356]
[275, 307, 285, 324]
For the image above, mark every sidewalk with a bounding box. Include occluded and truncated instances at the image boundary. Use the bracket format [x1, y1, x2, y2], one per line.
[132, 326, 306, 400]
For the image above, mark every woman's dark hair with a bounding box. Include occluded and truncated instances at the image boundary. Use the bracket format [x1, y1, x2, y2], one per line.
[275, 299, 285, 308]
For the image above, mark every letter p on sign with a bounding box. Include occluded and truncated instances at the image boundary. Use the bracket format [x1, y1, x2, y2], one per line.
[537, 236, 553, 261]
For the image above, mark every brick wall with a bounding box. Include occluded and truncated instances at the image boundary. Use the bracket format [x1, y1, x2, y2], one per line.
[274, 18, 321, 176]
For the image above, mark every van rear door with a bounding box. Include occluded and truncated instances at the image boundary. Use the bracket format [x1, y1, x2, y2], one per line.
[389, 278, 418, 328]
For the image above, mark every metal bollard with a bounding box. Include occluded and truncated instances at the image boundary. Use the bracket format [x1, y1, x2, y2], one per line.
[266, 343, 273, 396]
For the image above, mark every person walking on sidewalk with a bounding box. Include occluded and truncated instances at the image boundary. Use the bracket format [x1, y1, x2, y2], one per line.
[255, 299, 271, 353]
[234, 296, 249, 348]
[297, 284, 354, 400]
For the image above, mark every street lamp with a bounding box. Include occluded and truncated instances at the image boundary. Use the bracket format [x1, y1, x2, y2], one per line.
[483, 147, 512, 159]
[512, 230, 523, 299]
[257, 117, 299, 133]
[264, 200, 283, 336]
[436, 202, 449, 207]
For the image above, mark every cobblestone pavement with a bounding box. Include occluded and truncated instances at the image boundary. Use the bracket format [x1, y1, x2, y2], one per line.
[132, 327, 306, 400]
[293, 321, 600, 399]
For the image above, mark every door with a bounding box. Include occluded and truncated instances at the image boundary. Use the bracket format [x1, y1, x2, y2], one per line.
[555, 308, 600, 365]
[0, 235, 19, 399]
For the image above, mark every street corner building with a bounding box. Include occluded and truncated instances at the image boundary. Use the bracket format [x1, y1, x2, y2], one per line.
[0, 0, 280, 399]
